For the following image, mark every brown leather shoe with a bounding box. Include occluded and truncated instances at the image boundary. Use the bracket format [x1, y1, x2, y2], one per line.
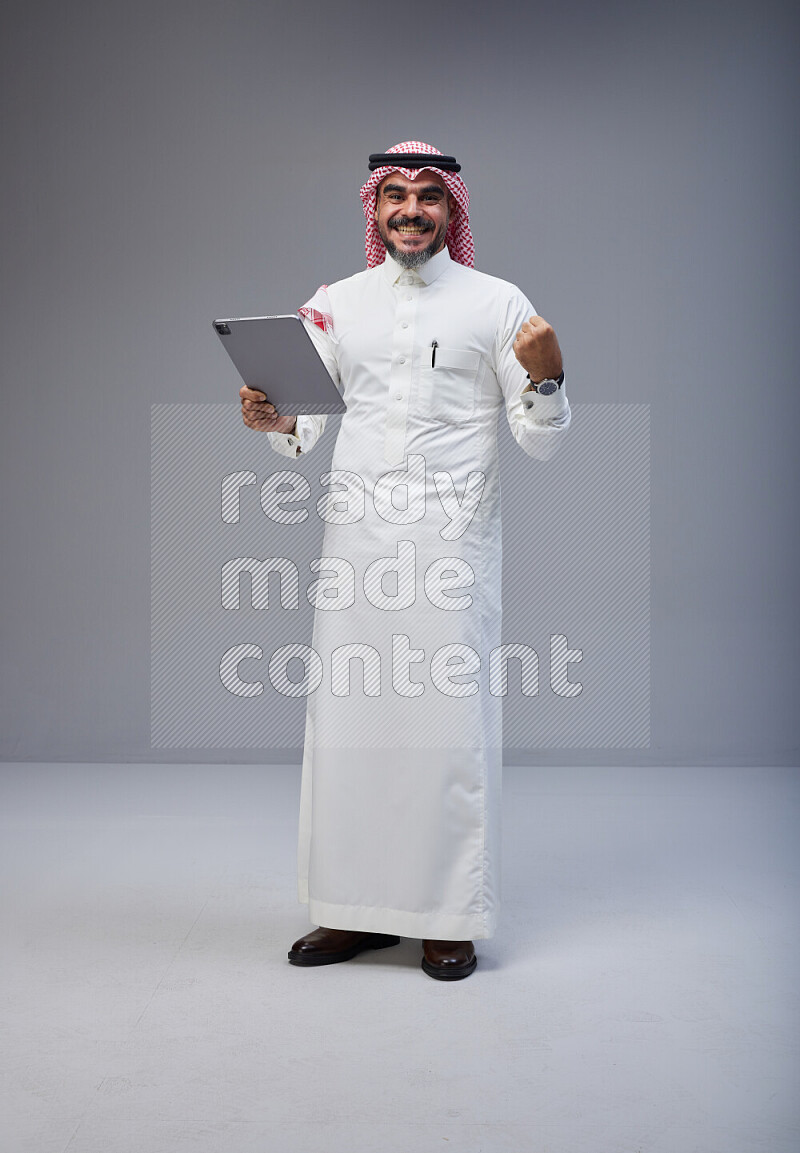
[288, 926, 401, 967]
[421, 939, 477, 981]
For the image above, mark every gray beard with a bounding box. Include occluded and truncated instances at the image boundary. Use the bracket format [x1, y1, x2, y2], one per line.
[380, 216, 448, 269]
[384, 236, 440, 269]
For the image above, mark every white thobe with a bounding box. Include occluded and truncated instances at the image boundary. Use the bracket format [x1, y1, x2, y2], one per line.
[268, 246, 570, 940]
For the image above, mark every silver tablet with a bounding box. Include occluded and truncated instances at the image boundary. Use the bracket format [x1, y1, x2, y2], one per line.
[213, 313, 346, 415]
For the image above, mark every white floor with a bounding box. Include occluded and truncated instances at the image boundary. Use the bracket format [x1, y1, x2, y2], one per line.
[1, 763, 797, 1153]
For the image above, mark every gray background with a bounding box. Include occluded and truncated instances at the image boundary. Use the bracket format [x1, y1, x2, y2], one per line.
[1, 0, 797, 765]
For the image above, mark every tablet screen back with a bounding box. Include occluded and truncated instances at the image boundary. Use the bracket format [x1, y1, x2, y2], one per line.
[213, 314, 346, 415]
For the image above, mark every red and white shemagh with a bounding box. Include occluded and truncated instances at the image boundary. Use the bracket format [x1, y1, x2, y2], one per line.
[297, 288, 334, 336]
[360, 139, 474, 270]
[299, 141, 473, 335]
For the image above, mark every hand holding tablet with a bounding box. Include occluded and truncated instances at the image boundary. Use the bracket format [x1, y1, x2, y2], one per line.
[239, 386, 297, 435]
[239, 385, 299, 433]
[213, 314, 346, 418]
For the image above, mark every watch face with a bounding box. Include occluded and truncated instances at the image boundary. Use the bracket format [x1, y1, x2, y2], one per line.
[537, 379, 558, 395]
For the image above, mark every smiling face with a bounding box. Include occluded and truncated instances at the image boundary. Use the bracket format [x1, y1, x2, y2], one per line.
[374, 170, 455, 269]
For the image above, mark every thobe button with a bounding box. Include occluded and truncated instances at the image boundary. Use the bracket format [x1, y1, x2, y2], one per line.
[398, 357, 406, 364]
[395, 394, 403, 401]
[401, 322, 408, 329]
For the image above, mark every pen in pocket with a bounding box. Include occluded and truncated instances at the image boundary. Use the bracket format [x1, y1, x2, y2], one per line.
[431, 340, 438, 367]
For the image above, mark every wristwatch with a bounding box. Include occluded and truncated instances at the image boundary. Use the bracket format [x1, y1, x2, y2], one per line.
[526, 369, 564, 395]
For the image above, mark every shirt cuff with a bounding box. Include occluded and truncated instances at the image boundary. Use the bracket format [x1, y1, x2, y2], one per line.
[266, 428, 302, 457]
[520, 383, 569, 425]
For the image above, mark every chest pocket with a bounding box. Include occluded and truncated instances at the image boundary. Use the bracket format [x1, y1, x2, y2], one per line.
[418, 347, 481, 424]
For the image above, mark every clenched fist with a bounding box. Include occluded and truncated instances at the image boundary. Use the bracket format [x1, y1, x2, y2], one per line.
[513, 315, 563, 385]
[239, 386, 297, 434]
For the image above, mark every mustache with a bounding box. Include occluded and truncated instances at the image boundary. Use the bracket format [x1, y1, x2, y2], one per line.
[390, 215, 435, 231]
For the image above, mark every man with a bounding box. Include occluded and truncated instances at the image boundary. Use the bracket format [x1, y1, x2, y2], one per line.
[240, 141, 570, 980]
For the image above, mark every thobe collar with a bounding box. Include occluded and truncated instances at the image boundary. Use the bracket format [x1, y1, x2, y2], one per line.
[380, 245, 452, 287]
